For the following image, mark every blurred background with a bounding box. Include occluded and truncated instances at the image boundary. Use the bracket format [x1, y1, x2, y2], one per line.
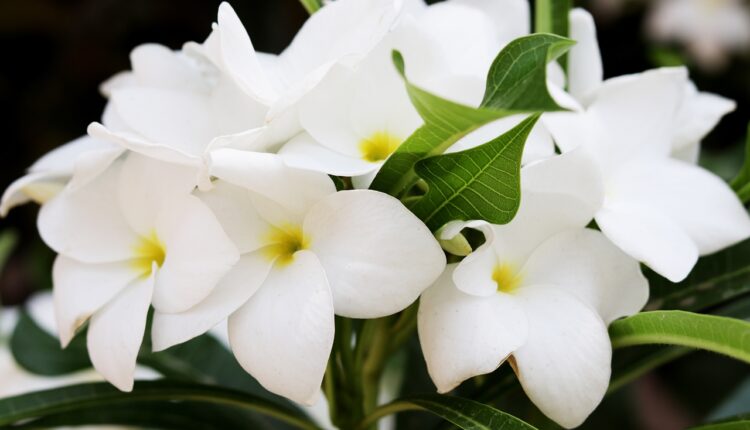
[0, 1, 748, 429]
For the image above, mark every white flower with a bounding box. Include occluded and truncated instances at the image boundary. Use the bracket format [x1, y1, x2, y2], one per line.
[1, 136, 122, 217]
[647, 0, 750, 70]
[38, 153, 238, 391]
[544, 9, 750, 282]
[418, 150, 649, 429]
[150, 149, 446, 404]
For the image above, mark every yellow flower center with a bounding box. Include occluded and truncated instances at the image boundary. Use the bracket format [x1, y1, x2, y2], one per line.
[359, 131, 402, 162]
[493, 263, 522, 294]
[132, 231, 166, 276]
[263, 224, 310, 266]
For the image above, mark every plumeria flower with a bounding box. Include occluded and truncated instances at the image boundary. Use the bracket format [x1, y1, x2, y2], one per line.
[1, 136, 122, 217]
[419, 150, 649, 429]
[647, 0, 750, 70]
[38, 153, 239, 391]
[150, 149, 446, 404]
[566, 7, 736, 163]
[544, 65, 750, 282]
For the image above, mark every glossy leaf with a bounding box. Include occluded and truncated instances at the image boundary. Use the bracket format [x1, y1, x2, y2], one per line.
[690, 415, 750, 430]
[370, 34, 573, 197]
[646, 238, 750, 312]
[409, 114, 539, 230]
[731, 123, 750, 203]
[359, 394, 538, 430]
[0, 381, 319, 430]
[609, 311, 750, 364]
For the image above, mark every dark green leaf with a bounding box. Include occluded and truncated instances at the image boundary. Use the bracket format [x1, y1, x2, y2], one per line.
[0, 381, 319, 430]
[646, 238, 750, 312]
[609, 311, 750, 364]
[409, 114, 539, 230]
[731, 123, 750, 203]
[11, 311, 91, 376]
[360, 395, 538, 430]
[690, 414, 750, 430]
[0, 230, 17, 276]
[370, 34, 573, 197]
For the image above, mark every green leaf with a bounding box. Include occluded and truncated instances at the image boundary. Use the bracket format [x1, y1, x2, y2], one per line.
[534, 0, 572, 36]
[609, 311, 750, 364]
[10, 311, 91, 376]
[298, 0, 323, 15]
[358, 395, 538, 430]
[0, 381, 320, 430]
[370, 34, 574, 197]
[690, 415, 750, 430]
[0, 230, 17, 275]
[409, 114, 539, 230]
[646, 238, 750, 312]
[731, 123, 750, 203]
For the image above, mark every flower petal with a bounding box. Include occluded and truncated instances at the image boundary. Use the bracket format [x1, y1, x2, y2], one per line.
[443, 220, 499, 297]
[673, 82, 735, 155]
[522, 229, 648, 325]
[606, 158, 750, 257]
[513, 287, 611, 429]
[304, 190, 445, 318]
[567, 8, 603, 104]
[418, 265, 527, 393]
[52, 256, 140, 347]
[1, 173, 65, 217]
[210, 149, 336, 219]
[228, 251, 334, 405]
[278, 133, 377, 177]
[152, 194, 239, 314]
[38, 161, 138, 263]
[117, 153, 197, 236]
[87, 271, 155, 392]
[152, 250, 272, 351]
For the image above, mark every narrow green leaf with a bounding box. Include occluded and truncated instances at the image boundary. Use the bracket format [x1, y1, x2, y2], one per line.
[10, 311, 91, 376]
[691, 414, 750, 430]
[298, 0, 323, 15]
[409, 114, 539, 230]
[534, 0, 572, 36]
[609, 311, 750, 364]
[646, 238, 750, 312]
[358, 395, 538, 430]
[0, 381, 319, 430]
[0, 230, 17, 275]
[370, 34, 573, 197]
[731, 123, 750, 203]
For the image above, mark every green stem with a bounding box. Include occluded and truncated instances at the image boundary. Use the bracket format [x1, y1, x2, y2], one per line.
[298, 0, 323, 15]
[355, 401, 421, 430]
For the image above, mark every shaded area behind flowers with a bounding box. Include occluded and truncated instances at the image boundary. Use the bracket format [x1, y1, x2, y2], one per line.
[0, 1, 748, 429]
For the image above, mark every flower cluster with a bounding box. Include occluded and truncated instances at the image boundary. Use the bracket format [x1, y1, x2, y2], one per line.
[2, 0, 749, 428]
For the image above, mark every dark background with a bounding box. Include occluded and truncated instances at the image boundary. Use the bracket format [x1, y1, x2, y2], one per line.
[0, 1, 748, 429]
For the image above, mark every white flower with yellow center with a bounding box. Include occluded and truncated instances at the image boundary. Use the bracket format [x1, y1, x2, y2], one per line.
[543, 8, 750, 282]
[151, 148, 446, 405]
[418, 150, 649, 429]
[37, 153, 239, 391]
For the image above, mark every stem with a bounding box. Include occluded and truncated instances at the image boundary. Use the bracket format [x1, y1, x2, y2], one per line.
[355, 401, 420, 430]
[298, 0, 324, 15]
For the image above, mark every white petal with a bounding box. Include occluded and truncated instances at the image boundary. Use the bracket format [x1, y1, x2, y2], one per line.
[210, 149, 336, 219]
[214, 3, 278, 104]
[152, 250, 272, 351]
[196, 180, 272, 253]
[304, 190, 445, 318]
[152, 194, 239, 314]
[444, 220, 499, 297]
[513, 287, 611, 429]
[522, 229, 648, 324]
[117, 153, 196, 236]
[228, 251, 334, 405]
[128, 43, 208, 92]
[596, 202, 698, 283]
[447, 115, 555, 166]
[673, 83, 735, 153]
[30, 135, 113, 174]
[52, 256, 140, 347]
[88, 272, 155, 392]
[1, 173, 65, 217]
[278, 133, 378, 176]
[88, 122, 203, 168]
[66, 146, 125, 192]
[568, 8, 603, 103]
[452, 0, 530, 42]
[606, 158, 750, 256]
[38, 161, 138, 263]
[418, 265, 527, 393]
[110, 87, 216, 157]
